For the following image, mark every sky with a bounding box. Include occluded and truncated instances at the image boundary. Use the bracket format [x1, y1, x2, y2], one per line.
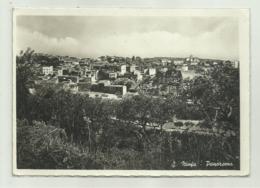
[16, 16, 239, 60]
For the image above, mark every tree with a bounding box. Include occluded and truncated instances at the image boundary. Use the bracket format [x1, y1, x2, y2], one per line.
[152, 97, 175, 131]
[186, 63, 240, 129]
[16, 48, 35, 119]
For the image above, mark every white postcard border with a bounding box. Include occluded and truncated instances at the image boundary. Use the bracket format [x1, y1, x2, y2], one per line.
[12, 8, 250, 176]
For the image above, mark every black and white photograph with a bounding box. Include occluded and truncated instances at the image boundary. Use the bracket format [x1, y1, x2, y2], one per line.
[13, 8, 249, 176]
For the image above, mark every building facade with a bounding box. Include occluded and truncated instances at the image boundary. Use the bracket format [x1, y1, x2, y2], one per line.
[42, 66, 53, 75]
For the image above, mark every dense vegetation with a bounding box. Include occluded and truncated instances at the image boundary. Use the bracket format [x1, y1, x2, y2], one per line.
[16, 49, 240, 170]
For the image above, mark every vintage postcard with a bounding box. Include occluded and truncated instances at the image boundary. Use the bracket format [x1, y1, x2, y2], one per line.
[13, 8, 250, 176]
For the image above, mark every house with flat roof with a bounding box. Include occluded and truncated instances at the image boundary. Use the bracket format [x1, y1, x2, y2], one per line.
[91, 82, 127, 96]
[42, 66, 53, 75]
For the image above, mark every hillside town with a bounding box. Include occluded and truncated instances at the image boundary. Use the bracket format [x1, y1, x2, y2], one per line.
[29, 53, 239, 101]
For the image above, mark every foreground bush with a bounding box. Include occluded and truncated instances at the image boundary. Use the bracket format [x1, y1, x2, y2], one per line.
[17, 120, 101, 169]
[17, 119, 239, 170]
